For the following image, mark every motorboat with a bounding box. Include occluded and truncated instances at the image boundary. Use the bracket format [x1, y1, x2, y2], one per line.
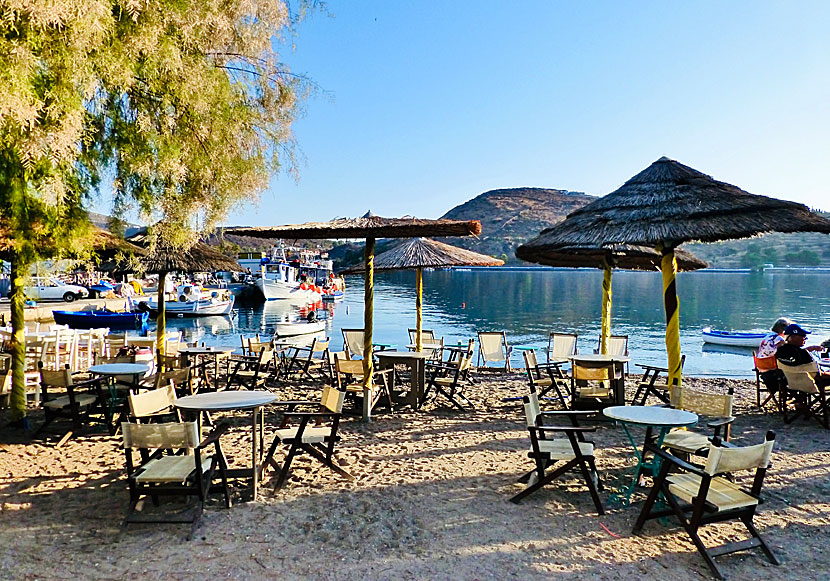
[237, 246, 343, 302]
[52, 308, 149, 330]
[144, 284, 235, 317]
[701, 327, 766, 348]
[274, 320, 326, 337]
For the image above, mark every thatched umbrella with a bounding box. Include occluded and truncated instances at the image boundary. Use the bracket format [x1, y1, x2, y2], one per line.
[139, 238, 241, 363]
[515, 242, 707, 354]
[227, 214, 482, 419]
[342, 237, 503, 351]
[521, 156, 830, 385]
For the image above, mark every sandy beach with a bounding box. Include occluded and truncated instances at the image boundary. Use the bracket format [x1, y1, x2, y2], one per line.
[1, 373, 829, 580]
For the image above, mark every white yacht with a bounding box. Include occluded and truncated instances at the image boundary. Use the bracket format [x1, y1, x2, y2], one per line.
[238, 246, 342, 302]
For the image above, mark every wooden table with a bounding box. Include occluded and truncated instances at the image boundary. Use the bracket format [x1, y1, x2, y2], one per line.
[603, 405, 698, 506]
[178, 346, 233, 391]
[175, 390, 277, 501]
[375, 351, 433, 411]
[569, 354, 630, 406]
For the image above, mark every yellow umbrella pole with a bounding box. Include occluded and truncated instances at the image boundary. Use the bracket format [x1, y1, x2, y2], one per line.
[362, 237, 375, 420]
[660, 247, 683, 387]
[415, 267, 423, 352]
[600, 261, 612, 355]
[156, 271, 167, 368]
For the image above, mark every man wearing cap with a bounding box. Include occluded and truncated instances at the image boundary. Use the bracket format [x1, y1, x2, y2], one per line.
[775, 323, 830, 387]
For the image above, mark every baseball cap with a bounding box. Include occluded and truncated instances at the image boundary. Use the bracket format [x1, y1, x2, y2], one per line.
[784, 323, 810, 337]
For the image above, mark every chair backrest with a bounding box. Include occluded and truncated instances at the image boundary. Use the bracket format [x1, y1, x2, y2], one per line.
[523, 349, 540, 371]
[122, 421, 199, 450]
[675, 386, 733, 417]
[334, 355, 364, 377]
[572, 360, 617, 382]
[39, 363, 73, 388]
[320, 385, 346, 413]
[154, 367, 191, 390]
[478, 331, 507, 363]
[779, 361, 819, 393]
[602, 335, 629, 357]
[342, 329, 365, 359]
[523, 391, 541, 427]
[106, 334, 127, 355]
[128, 384, 177, 417]
[753, 351, 778, 373]
[549, 333, 578, 359]
[704, 432, 775, 475]
[408, 328, 436, 343]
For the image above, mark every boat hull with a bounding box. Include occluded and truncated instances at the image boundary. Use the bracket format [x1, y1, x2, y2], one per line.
[274, 320, 326, 337]
[702, 329, 766, 348]
[52, 310, 149, 330]
[256, 278, 321, 302]
[147, 295, 235, 317]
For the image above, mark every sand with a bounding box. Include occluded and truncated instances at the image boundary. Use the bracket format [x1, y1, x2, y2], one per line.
[1, 372, 829, 580]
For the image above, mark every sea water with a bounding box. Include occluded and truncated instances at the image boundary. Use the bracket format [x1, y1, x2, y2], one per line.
[152, 269, 830, 379]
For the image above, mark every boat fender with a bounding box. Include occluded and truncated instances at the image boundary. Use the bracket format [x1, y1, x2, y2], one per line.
[179, 294, 188, 302]
[211, 291, 219, 298]
[300, 283, 307, 290]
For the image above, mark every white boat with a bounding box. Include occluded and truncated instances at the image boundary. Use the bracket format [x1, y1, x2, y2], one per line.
[701, 327, 766, 348]
[147, 284, 235, 317]
[274, 320, 326, 337]
[238, 246, 343, 302]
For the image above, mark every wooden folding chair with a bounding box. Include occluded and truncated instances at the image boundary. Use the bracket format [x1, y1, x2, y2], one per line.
[35, 363, 109, 444]
[121, 421, 231, 540]
[476, 331, 512, 371]
[661, 386, 735, 459]
[225, 346, 271, 390]
[283, 337, 332, 382]
[519, 349, 570, 406]
[630, 354, 687, 406]
[128, 383, 181, 423]
[753, 351, 785, 411]
[545, 332, 578, 364]
[424, 339, 475, 411]
[333, 355, 394, 414]
[779, 361, 829, 429]
[510, 390, 603, 513]
[570, 359, 618, 410]
[634, 432, 778, 580]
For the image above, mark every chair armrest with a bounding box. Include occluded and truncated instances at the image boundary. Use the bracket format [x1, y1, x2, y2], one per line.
[635, 364, 668, 372]
[197, 422, 231, 450]
[707, 416, 735, 428]
[644, 442, 708, 476]
[531, 425, 596, 433]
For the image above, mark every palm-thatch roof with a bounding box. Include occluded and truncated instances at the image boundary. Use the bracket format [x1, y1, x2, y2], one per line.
[516, 243, 707, 271]
[342, 237, 504, 273]
[139, 242, 241, 274]
[526, 157, 830, 249]
[225, 214, 482, 240]
[91, 229, 146, 261]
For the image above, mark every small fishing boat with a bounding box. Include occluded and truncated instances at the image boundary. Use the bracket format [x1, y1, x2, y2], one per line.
[274, 320, 326, 337]
[144, 284, 235, 317]
[53, 308, 149, 330]
[701, 327, 766, 348]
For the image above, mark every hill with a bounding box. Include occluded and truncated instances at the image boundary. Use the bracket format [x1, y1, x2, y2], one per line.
[437, 187, 595, 262]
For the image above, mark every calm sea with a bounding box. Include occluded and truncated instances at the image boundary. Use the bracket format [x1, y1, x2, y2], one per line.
[153, 269, 830, 379]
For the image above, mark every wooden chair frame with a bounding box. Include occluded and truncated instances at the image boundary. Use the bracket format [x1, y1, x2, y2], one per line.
[476, 331, 512, 372]
[546, 332, 578, 364]
[630, 355, 687, 406]
[779, 362, 829, 429]
[36, 362, 110, 443]
[519, 349, 570, 407]
[424, 339, 475, 411]
[753, 351, 785, 411]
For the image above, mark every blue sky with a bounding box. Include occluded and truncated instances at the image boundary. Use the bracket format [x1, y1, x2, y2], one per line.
[197, 2, 830, 226]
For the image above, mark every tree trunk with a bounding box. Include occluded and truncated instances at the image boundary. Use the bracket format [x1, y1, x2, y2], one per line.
[8, 252, 29, 425]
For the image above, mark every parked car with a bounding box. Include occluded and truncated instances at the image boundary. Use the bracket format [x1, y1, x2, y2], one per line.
[24, 277, 88, 302]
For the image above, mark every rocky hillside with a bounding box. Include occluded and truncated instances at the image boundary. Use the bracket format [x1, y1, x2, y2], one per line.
[437, 187, 595, 262]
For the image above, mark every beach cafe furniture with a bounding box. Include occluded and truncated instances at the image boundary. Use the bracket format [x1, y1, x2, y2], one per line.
[282, 337, 332, 383]
[510, 390, 604, 514]
[521, 350, 570, 407]
[342, 328, 365, 360]
[407, 328, 444, 359]
[660, 386, 735, 459]
[630, 355, 687, 407]
[121, 421, 231, 540]
[262, 385, 353, 490]
[225, 346, 271, 391]
[423, 339, 476, 411]
[753, 351, 785, 411]
[375, 350, 433, 411]
[128, 383, 180, 423]
[35, 362, 109, 444]
[174, 390, 278, 501]
[333, 355, 395, 416]
[545, 332, 578, 364]
[633, 432, 779, 580]
[779, 361, 829, 429]
[569, 353, 629, 409]
[602, 405, 698, 507]
[178, 345, 233, 391]
[476, 331, 512, 372]
[595, 334, 628, 357]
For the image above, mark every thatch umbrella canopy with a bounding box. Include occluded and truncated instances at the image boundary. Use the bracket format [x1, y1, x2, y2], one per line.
[515, 242, 707, 354]
[343, 238, 503, 351]
[226, 214, 482, 420]
[523, 156, 830, 385]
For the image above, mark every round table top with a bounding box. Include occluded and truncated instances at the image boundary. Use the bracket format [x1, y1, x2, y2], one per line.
[179, 346, 233, 355]
[603, 405, 698, 427]
[405, 343, 444, 350]
[571, 353, 631, 363]
[89, 363, 151, 375]
[175, 391, 278, 412]
[377, 350, 434, 360]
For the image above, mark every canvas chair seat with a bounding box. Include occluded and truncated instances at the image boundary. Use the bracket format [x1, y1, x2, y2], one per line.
[534, 438, 594, 460]
[134, 455, 214, 484]
[661, 429, 712, 454]
[666, 472, 758, 512]
[576, 386, 610, 398]
[272, 426, 333, 444]
[43, 392, 98, 410]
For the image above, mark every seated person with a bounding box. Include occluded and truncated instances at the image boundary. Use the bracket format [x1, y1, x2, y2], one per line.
[775, 323, 830, 387]
[757, 317, 792, 357]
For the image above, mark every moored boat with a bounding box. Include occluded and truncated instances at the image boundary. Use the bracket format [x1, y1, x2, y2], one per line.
[53, 308, 149, 330]
[274, 320, 326, 337]
[238, 246, 342, 302]
[145, 284, 235, 317]
[701, 327, 766, 348]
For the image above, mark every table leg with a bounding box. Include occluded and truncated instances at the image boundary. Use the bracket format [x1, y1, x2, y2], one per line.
[414, 359, 425, 411]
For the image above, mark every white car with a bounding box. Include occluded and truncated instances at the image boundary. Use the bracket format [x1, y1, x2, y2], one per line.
[25, 277, 88, 302]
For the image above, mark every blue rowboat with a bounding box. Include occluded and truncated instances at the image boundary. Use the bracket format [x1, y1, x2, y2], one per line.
[53, 309, 149, 330]
[701, 327, 766, 348]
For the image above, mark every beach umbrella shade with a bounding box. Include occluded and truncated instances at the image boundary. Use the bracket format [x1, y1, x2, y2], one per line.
[342, 237, 504, 351]
[515, 242, 707, 355]
[520, 156, 830, 385]
[138, 236, 242, 364]
[227, 214, 482, 419]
